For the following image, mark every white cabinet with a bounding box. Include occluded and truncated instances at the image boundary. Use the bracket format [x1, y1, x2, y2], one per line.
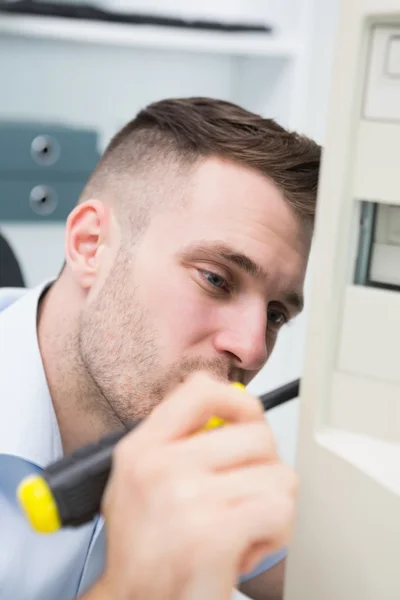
[364, 25, 400, 121]
[284, 2, 400, 598]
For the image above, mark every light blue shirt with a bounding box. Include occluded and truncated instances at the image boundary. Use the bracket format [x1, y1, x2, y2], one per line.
[0, 282, 286, 600]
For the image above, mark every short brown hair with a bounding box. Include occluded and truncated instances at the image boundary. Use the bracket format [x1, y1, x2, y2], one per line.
[81, 97, 321, 227]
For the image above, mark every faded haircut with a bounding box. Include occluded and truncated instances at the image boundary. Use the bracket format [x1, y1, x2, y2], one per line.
[79, 97, 321, 235]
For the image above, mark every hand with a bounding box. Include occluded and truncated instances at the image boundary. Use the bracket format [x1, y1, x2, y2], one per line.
[96, 372, 297, 600]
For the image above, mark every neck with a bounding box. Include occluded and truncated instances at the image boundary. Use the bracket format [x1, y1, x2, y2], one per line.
[37, 277, 124, 456]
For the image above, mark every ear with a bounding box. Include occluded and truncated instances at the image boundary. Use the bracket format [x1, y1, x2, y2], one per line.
[64, 200, 111, 289]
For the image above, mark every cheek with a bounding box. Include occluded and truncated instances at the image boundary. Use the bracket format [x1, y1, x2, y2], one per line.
[136, 264, 218, 348]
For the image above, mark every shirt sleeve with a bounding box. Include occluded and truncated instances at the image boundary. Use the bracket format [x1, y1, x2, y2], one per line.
[238, 547, 287, 583]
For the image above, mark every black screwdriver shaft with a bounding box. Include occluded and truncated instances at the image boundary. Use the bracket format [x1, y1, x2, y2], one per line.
[40, 379, 301, 528]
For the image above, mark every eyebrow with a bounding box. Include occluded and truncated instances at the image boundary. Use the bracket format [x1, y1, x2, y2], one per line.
[282, 290, 304, 314]
[179, 241, 304, 314]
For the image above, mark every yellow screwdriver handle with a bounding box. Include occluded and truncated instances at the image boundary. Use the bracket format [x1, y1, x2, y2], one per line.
[201, 382, 245, 430]
[18, 381, 246, 534]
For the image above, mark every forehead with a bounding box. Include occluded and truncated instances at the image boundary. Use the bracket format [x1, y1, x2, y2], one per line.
[187, 157, 309, 262]
[147, 156, 311, 289]
[190, 156, 305, 227]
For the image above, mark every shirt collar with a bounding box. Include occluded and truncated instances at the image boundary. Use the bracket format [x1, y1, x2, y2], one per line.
[0, 280, 63, 467]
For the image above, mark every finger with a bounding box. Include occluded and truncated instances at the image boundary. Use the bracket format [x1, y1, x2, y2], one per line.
[127, 371, 265, 447]
[168, 423, 278, 471]
[210, 463, 296, 501]
[223, 494, 294, 563]
[200, 494, 292, 581]
[238, 542, 275, 578]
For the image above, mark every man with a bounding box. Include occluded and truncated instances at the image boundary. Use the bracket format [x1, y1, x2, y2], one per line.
[0, 97, 320, 600]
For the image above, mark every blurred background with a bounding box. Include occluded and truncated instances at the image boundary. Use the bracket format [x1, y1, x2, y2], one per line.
[0, 0, 340, 476]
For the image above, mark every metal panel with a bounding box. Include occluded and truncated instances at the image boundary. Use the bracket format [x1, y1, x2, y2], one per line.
[0, 179, 87, 221]
[0, 121, 99, 174]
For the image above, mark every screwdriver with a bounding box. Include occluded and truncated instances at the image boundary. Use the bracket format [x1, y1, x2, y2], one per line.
[17, 379, 299, 534]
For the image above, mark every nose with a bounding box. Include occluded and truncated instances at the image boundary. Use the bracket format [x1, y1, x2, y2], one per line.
[212, 304, 268, 372]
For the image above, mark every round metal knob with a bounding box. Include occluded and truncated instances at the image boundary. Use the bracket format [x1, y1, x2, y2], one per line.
[29, 185, 58, 216]
[31, 135, 60, 166]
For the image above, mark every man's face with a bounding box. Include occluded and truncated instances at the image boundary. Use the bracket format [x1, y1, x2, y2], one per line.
[78, 157, 311, 425]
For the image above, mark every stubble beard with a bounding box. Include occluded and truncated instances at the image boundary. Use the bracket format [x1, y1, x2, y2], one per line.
[77, 256, 242, 430]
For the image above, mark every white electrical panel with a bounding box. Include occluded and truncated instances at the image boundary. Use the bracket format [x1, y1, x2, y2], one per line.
[360, 203, 400, 287]
[364, 25, 400, 121]
[354, 202, 400, 288]
[284, 2, 400, 599]
[386, 34, 400, 74]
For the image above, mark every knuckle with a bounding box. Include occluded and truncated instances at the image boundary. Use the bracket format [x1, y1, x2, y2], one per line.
[158, 479, 196, 518]
[243, 391, 265, 419]
[280, 494, 295, 522]
[115, 442, 166, 490]
[273, 484, 296, 525]
[259, 491, 294, 541]
[280, 463, 298, 496]
[159, 453, 203, 511]
[269, 462, 298, 501]
[257, 464, 296, 516]
[170, 477, 200, 505]
[251, 421, 276, 456]
[133, 453, 166, 488]
[181, 372, 224, 412]
[177, 509, 217, 561]
[174, 372, 218, 410]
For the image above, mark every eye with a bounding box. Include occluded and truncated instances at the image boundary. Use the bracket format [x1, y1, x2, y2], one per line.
[200, 270, 229, 291]
[267, 307, 288, 331]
